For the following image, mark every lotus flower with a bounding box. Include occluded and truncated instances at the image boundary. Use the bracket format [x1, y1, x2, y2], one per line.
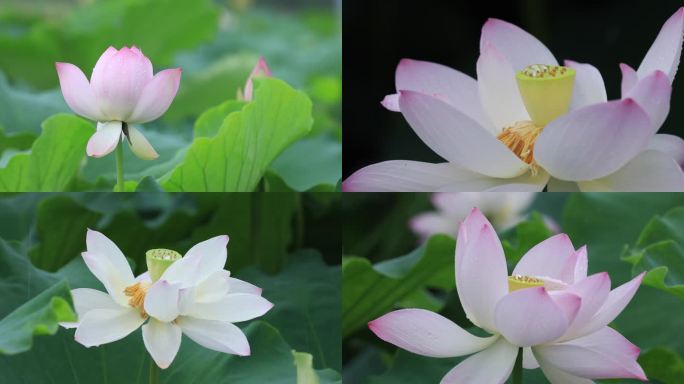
[60, 230, 273, 369]
[411, 192, 535, 241]
[344, 8, 684, 192]
[238, 57, 272, 101]
[369, 208, 646, 383]
[56, 46, 182, 160]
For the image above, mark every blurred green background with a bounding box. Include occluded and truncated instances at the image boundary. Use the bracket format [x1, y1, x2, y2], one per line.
[0, 0, 341, 189]
[342, 193, 684, 384]
[343, 0, 684, 177]
[0, 192, 342, 383]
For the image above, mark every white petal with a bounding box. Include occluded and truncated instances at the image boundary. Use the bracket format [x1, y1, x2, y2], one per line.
[176, 317, 250, 356]
[161, 235, 229, 287]
[440, 337, 518, 384]
[186, 293, 273, 323]
[86, 121, 123, 158]
[74, 307, 145, 347]
[565, 60, 607, 110]
[144, 280, 181, 322]
[142, 318, 182, 369]
[82, 229, 135, 307]
[538, 361, 595, 384]
[368, 309, 498, 358]
[523, 347, 540, 369]
[60, 288, 120, 329]
[480, 18, 558, 71]
[637, 7, 684, 82]
[193, 270, 230, 303]
[578, 150, 684, 192]
[648, 134, 684, 165]
[477, 43, 530, 131]
[620, 63, 638, 97]
[125, 125, 159, 160]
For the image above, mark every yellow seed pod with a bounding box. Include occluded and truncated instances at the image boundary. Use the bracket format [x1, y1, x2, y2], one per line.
[516, 64, 576, 127]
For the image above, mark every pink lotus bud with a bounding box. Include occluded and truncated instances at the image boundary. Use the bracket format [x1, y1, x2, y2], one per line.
[240, 57, 272, 101]
[55, 46, 182, 159]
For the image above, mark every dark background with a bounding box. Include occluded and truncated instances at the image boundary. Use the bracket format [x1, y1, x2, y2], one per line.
[343, 0, 684, 178]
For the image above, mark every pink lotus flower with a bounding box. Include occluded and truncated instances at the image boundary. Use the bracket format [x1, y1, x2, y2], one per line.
[238, 57, 272, 101]
[344, 8, 684, 192]
[411, 192, 535, 241]
[56, 46, 182, 160]
[369, 208, 646, 383]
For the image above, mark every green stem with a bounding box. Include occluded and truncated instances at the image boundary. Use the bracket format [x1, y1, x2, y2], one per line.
[115, 138, 124, 192]
[512, 347, 523, 384]
[149, 358, 159, 384]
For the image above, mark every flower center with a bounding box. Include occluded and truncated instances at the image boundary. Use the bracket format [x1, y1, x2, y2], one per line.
[497, 121, 542, 172]
[515, 64, 576, 127]
[124, 281, 151, 317]
[508, 275, 544, 292]
[146, 248, 182, 282]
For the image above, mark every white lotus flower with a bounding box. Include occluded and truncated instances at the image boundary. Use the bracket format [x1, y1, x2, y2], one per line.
[61, 229, 273, 369]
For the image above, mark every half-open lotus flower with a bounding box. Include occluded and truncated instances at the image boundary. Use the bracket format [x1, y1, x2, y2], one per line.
[345, 8, 684, 192]
[369, 208, 646, 383]
[60, 229, 273, 369]
[56, 46, 182, 160]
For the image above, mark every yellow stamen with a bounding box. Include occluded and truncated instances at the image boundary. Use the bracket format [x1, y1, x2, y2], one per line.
[497, 121, 542, 174]
[124, 281, 151, 317]
[508, 275, 544, 292]
[516, 64, 576, 127]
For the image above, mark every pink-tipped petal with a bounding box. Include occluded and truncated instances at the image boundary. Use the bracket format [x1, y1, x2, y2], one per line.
[625, 70, 672, 132]
[565, 60, 607, 110]
[399, 90, 528, 178]
[87, 121, 122, 158]
[573, 246, 588, 282]
[227, 277, 263, 296]
[91, 47, 154, 121]
[480, 18, 557, 71]
[512, 234, 578, 284]
[440, 337, 517, 384]
[176, 317, 250, 356]
[185, 293, 273, 323]
[144, 280, 181, 322]
[578, 150, 684, 192]
[637, 7, 684, 82]
[647, 134, 684, 165]
[343, 160, 546, 192]
[381, 93, 400, 111]
[494, 287, 578, 347]
[243, 57, 271, 101]
[456, 209, 509, 332]
[55, 62, 105, 121]
[620, 63, 638, 97]
[394, 59, 493, 131]
[161, 235, 229, 287]
[74, 307, 145, 347]
[142, 318, 182, 369]
[573, 273, 645, 338]
[477, 43, 530, 131]
[535, 327, 646, 380]
[128, 68, 182, 123]
[368, 309, 498, 358]
[535, 99, 652, 181]
[125, 125, 159, 160]
[560, 272, 611, 340]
